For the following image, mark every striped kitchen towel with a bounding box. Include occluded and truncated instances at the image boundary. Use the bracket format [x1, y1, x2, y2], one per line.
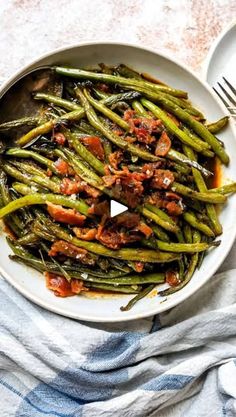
[0, 268, 236, 417]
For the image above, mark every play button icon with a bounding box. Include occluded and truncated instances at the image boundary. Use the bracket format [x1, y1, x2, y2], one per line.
[110, 200, 128, 218]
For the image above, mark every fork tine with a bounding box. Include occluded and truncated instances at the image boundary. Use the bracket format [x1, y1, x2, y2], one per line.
[213, 87, 230, 108]
[223, 77, 236, 97]
[217, 82, 236, 106]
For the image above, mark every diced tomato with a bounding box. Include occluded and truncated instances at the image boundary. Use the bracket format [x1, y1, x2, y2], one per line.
[123, 109, 136, 121]
[138, 222, 153, 237]
[134, 262, 144, 273]
[155, 131, 171, 157]
[115, 212, 140, 229]
[73, 227, 97, 241]
[60, 178, 80, 195]
[109, 150, 123, 170]
[151, 169, 175, 190]
[165, 270, 181, 287]
[165, 192, 182, 201]
[47, 202, 85, 226]
[45, 272, 74, 297]
[88, 200, 110, 216]
[54, 158, 69, 175]
[81, 136, 105, 161]
[48, 240, 95, 265]
[166, 201, 183, 216]
[71, 279, 87, 294]
[53, 132, 66, 145]
[46, 169, 52, 177]
[97, 83, 110, 93]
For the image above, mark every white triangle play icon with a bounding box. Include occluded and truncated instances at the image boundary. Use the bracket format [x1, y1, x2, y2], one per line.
[110, 200, 128, 218]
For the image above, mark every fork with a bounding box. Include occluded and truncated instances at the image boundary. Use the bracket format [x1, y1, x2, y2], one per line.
[213, 77, 236, 117]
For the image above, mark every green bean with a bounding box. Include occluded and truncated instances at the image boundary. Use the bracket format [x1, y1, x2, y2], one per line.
[16, 108, 85, 146]
[6, 148, 59, 174]
[84, 282, 141, 293]
[2, 162, 44, 189]
[143, 95, 229, 164]
[168, 149, 212, 177]
[160, 230, 201, 296]
[93, 88, 109, 100]
[0, 171, 23, 235]
[77, 89, 158, 162]
[55, 67, 188, 97]
[59, 147, 105, 189]
[156, 239, 219, 252]
[12, 182, 39, 195]
[115, 63, 143, 80]
[209, 183, 236, 195]
[132, 100, 149, 116]
[30, 175, 60, 193]
[101, 91, 141, 107]
[17, 233, 39, 246]
[141, 98, 210, 152]
[206, 116, 229, 133]
[152, 225, 170, 242]
[183, 145, 222, 235]
[183, 223, 192, 243]
[161, 94, 205, 119]
[182, 127, 214, 158]
[140, 206, 179, 233]
[171, 182, 226, 204]
[145, 203, 178, 229]
[37, 217, 181, 263]
[34, 92, 81, 111]
[83, 90, 130, 130]
[10, 160, 49, 177]
[65, 130, 105, 175]
[120, 284, 155, 311]
[0, 116, 39, 131]
[9, 254, 131, 279]
[183, 211, 215, 237]
[0, 192, 89, 218]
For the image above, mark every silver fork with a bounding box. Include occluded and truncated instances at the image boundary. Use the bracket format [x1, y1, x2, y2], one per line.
[213, 77, 236, 117]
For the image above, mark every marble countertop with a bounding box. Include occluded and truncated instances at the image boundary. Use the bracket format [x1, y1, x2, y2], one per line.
[0, 0, 235, 272]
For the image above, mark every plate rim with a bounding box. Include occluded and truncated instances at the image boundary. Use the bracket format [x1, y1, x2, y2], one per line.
[202, 20, 236, 82]
[1, 40, 236, 322]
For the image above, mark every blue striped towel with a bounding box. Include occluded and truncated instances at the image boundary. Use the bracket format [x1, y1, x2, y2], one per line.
[0, 269, 236, 417]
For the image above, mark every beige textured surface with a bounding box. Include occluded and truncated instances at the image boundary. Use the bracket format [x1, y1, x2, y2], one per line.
[0, 0, 236, 272]
[0, 0, 235, 83]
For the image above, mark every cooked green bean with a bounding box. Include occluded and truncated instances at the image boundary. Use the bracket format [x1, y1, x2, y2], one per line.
[140, 206, 179, 233]
[55, 66, 188, 97]
[34, 92, 81, 111]
[206, 116, 229, 133]
[156, 240, 219, 252]
[0, 193, 89, 218]
[160, 230, 201, 296]
[120, 284, 155, 311]
[0, 116, 39, 131]
[16, 108, 85, 146]
[171, 182, 226, 204]
[183, 211, 215, 237]
[65, 130, 105, 175]
[101, 91, 141, 106]
[183, 145, 222, 235]
[209, 182, 236, 195]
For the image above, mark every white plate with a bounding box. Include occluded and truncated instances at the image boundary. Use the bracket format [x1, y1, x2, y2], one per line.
[204, 21, 236, 85]
[1, 42, 236, 322]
